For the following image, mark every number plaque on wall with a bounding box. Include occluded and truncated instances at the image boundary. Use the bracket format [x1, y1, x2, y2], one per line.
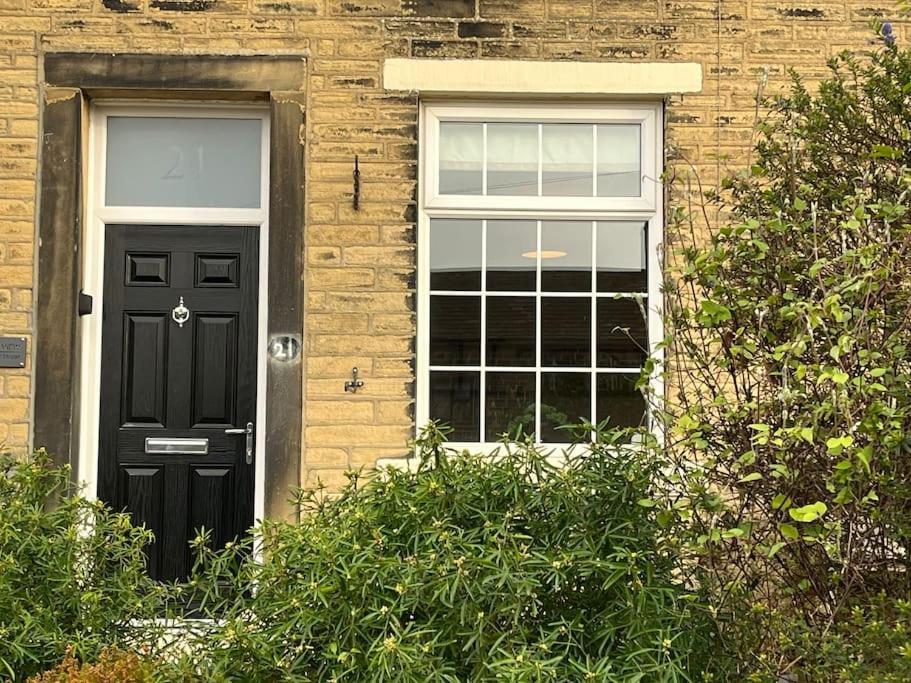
[0, 337, 26, 368]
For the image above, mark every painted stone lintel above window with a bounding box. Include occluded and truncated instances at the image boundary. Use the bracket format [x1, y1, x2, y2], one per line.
[383, 59, 703, 97]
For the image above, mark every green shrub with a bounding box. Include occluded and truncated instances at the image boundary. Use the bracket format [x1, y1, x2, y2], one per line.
[662, 39, 911, 679]
[163, 425, 720, 682]
[766, 595, 911, 682]
[0, 451, 167, 681]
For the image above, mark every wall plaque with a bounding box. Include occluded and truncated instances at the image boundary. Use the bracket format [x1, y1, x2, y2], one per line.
[0, 337, 26, 368]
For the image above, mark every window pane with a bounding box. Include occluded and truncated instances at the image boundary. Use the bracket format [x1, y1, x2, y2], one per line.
[541, 372, 590, 443]
[597, 298, 647, 367]
[105, 117, 261, 208]
[487, 123, 538, 196]
[542, 297, 591, 367]
[596, 373, 645, 428]
[485, 372, 535, 441]
[430, 296, 480, 366]
[541, 221, 592, 292]
[487, 220, 537, 291]
[597, 222, 647, 292]
[542, 124, 593, 197]
[431, 219, 481, 291]
[487, 297, 535, 367]
[430, 371, 480, 441]
[439, 122, 482, 195]
[597, 124, 640, 197]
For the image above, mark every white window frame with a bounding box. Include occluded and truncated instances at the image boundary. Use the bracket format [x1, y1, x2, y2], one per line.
[423, 102, 659, 213]
[79, 101, 271, 523]
[416, 101, 664, 450]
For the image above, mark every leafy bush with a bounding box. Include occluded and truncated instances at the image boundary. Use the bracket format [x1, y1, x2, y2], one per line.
[0, 451, 166, 681]
[27, 649, 155, 683]
[663, 39, 911, 679]
[766, 594, 911, 682]
[162, 425, 719, 682]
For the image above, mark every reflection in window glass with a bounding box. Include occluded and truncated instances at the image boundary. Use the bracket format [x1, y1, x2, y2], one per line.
[541, 221, 592, 292]
[487, 123, 538, 196]
[487, 220, 537, 291]
[542, 297, 591, 367]
[106, 117, 262, 208]
[439, 122, 482, 195]
[541, 372, 590, 443]
[543, 124, 593, 197]
[486, 372, 535, 441]
[596, 222, 647, 292]
[430, 372, 480, 441]
[597, 124, 640, 197]
[487, 297, 535, 366]
[430, 296, 480, 366]
[430, 219, 482, 291]
[597, 298, 648, 368]
[596, 373, 645, 428]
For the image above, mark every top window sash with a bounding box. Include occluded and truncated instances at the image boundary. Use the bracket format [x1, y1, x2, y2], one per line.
[422, 102, 660, 213]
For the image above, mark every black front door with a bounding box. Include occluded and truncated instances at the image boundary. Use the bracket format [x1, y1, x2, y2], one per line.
[98, 225, 259, 581]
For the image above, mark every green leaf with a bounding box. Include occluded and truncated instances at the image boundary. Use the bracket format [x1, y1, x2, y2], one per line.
[772, 494, 792, 510]
[637, 499, 657, 508]
[779, 523, 799, 540]
[699, 300, 732, 324]
[871, 144, 902, 159]
[834, 486, 853, 504]
[830, 370, 850, 385]
[768, 541, 786, 558]
[737, 472, 763, 483]
[789, 502, 828, 523]
[826, 435, 854, 455]
[675, 414, 700, 433]
[808, 259, 826, 277]
[856, 445, 872, 474]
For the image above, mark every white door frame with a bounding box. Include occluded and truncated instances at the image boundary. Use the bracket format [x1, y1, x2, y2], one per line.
[80, 101, 271, 523]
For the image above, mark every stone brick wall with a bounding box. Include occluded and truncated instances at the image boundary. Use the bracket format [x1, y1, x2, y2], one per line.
[0, 0, 902, 486]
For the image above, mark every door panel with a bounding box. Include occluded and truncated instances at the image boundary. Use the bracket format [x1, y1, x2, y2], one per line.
[190, 466, 235, 550]
[99, 225, 258, 581]
[126, 253, 170, 286]
[119, 465, 164, 578]
[196, 254, 239, 287]
[121, 313, 168, 427]
[192, 314, 238, 427]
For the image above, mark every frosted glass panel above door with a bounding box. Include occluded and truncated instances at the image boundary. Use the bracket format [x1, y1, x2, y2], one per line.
[105, 117, 263, 208]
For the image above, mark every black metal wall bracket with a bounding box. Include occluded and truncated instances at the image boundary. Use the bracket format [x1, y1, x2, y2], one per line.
[352, 155, 361, 211]
[344, 366, 365, 393]
[78, 290, 93, 316]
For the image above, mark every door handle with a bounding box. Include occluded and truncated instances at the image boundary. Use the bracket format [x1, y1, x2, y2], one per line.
[225, 422, 254, 465]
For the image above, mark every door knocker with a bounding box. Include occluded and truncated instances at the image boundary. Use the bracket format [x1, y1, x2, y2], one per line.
[171, 296, 190, 328]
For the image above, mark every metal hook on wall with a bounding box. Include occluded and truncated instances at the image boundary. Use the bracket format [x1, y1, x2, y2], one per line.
[344, 366, 365, 393]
